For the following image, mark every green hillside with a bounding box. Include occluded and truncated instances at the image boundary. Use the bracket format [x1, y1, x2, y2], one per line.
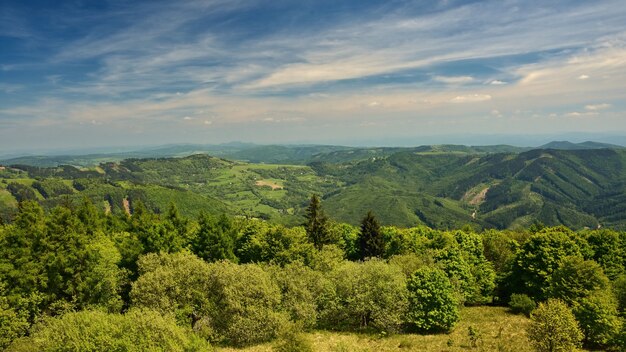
[2, 148, 626, 229]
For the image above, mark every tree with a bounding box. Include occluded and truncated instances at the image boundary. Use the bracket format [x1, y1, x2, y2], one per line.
[572, 291, 621, 348]
[506, 229, 582, 300]
[527, 299, 583, 352]
[547, 256, 610, 305]
[405, 267, 459, 332]
[191, 212, 237, 263]
[358, 211, 384, 259]
[304, 194, 330, 250]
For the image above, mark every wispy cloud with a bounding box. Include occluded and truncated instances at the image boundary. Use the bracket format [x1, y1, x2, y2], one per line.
[585, 103, 612, 110]
[434, 76, 474, 84]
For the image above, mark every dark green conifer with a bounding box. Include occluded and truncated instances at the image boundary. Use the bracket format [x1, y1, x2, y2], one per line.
[304, 194, 330, 250]
[358, 211, 384, 259]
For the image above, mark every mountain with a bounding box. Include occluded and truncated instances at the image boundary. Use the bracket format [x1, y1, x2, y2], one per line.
[538, 140, 624, 150]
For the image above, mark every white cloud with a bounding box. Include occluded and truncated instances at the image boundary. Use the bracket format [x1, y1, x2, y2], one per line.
[434, 76, 474, 84]
[585, 103, 611, 110]
[450, 94, 492, 103]
[565, 111, 599, 118]
[489, 80, 507, 85]
[183, 116, 193, 120]
[578, 74, 590, 80]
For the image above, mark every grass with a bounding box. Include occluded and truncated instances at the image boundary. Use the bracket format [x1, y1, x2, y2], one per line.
[218, 306, 534, 352]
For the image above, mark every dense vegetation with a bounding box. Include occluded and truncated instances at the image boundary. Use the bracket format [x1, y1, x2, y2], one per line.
[1, 196, 624, 350]
[3, 145, 626, 230]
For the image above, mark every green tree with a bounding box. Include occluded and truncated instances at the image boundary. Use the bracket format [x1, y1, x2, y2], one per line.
[191, 212, 237, 263]
[584, 229, 625, 280]
[547, 256, 610, 305]
[358, 211, 384, 259]
[614, 274, 626, 314]
[507, 229, 582, 300]
[0, 283, 29, 350]
[304, 194, 331, 250]
[405, 267, 459, 332]
[527, 299, 583, 352]
[572, 291, 622, 348]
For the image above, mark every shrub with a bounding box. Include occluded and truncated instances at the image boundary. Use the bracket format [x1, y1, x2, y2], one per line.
[405, 267, 459, 332]
[527, 299, 583, 352]
[320, 260, 408, 332]
[6, 309, 211, 352]
[508, 293, 536, 317]
[273, 323, 313, 352]
[131, 252, 288, 346]
[266, 262, 333, 329]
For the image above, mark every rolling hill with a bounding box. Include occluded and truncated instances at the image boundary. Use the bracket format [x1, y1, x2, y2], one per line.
[2, 144, 626, 230]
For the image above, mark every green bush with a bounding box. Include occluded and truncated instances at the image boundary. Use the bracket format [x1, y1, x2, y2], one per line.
[6, 309, 211, 352]
[131, 252, 287, 346]
[508, 293, 536, 317]
[320, 260, 408, 332]
[405, 267, 459, 332]
[527, 299, 583, 352]
[273, 323, 313, 352]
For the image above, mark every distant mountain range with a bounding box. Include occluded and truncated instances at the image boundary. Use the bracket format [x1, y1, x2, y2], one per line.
[1, 140, 623, 167]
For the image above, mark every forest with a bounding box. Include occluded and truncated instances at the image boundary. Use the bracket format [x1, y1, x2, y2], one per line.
[1, 195, 625, 351]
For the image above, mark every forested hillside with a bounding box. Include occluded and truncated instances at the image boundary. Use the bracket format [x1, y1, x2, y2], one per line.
[2, 147, 626, 230]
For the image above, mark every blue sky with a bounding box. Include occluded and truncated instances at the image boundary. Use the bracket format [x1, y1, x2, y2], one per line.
[1, 0, 626, 151]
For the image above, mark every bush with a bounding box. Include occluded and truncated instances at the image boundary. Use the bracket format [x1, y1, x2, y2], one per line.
[266, 262, 333, 329]
[527, 299, 583, 352]
[204, 261, 288, 346]
[131, 252, 288, 346]
[6, 309, 210, 352]
[131, 251, 213, 326]
[405, 267, 459, 332]
[320, 260, 408, 332]
[273, 323, 313, 352]
[508, 293, 536, 317]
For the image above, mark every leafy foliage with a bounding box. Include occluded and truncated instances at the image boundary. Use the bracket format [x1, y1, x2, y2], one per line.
[527, 299, 583, 352]
[6, 309, 211, 352]
[405, 267, 460, 332]
[508, 293, 536, 317]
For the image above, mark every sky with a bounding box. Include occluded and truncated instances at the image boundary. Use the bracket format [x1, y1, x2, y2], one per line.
[1, 0, 626, 151]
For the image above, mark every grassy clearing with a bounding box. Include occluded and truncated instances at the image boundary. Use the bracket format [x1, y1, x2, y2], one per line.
[218, 306, 534, 352]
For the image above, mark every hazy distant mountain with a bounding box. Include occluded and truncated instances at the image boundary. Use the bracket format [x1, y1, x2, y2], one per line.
[538, 141, 624, 150]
